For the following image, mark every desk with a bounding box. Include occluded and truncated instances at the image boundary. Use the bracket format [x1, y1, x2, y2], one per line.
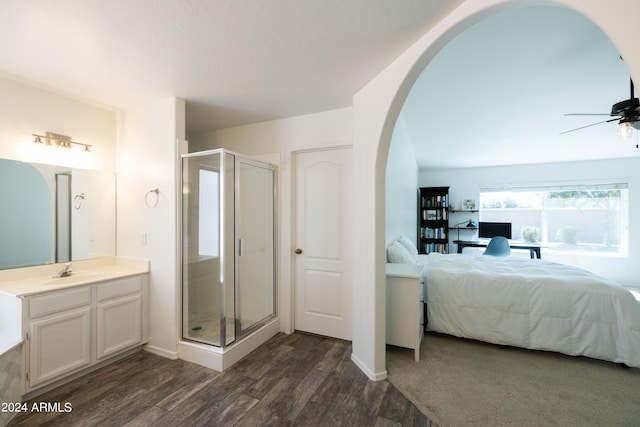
[454, 240, 542, 259]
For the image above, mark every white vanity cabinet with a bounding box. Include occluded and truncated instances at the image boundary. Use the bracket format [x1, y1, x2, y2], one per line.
[18, 273, 148, 395]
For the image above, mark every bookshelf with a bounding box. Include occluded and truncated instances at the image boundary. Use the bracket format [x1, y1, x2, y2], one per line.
[418, 187, 449, 254]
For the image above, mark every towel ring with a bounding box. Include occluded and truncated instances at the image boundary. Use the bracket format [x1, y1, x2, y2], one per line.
[74, 193, 85, 210]
[145, 188, 159, 208]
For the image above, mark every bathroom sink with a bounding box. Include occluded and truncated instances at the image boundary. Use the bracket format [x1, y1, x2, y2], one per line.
[44, 273, 107, 285]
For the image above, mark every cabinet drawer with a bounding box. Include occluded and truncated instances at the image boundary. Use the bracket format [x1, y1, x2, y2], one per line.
[30, 287, 91, 319]
[97, 276, 142, 302]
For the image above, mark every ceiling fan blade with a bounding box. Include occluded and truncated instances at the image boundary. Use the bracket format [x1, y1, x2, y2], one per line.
[564, 113, 611, 116]
[559, 117, 619, 135]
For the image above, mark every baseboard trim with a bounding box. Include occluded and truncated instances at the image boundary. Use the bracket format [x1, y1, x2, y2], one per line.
[23, 346, 142, 401]
[351, 352, 387, 381]
[178, 318, 280, 372]
[142, 344, 179, 360]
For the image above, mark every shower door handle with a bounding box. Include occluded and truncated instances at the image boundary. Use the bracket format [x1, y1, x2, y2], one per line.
[294, 248, 303, 254]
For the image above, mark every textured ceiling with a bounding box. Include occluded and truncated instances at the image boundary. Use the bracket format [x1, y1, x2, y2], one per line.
[2, 1, 637, 168]
[0, 0, 462, 133]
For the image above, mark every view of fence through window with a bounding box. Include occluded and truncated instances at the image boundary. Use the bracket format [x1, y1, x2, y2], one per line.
[479, 184, 628, 255]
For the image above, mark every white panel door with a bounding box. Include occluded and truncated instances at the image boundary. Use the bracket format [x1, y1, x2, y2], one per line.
[294, 147, 352, 340]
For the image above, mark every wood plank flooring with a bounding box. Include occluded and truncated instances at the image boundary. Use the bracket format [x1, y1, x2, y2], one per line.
[8, 332, 432, 426]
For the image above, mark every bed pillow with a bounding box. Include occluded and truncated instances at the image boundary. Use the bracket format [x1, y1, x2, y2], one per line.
[397, 236, 419, 259]
[387, 241, 417, 264]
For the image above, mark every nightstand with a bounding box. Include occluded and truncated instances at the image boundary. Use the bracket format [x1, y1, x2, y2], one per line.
[385, 263, 425, 361]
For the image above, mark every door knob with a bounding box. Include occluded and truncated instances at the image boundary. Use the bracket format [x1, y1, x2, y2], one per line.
[294, 248, 303, 254]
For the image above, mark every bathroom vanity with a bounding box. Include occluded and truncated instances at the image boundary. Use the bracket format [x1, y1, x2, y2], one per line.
[0, 257, 149, 399]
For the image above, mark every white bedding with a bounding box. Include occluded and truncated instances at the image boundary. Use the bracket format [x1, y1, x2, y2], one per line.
[419, 253, 640, 367]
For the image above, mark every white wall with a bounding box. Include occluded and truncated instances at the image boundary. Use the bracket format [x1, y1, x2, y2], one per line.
[385, 116, 418, 247]
[0, 77, 116, 171]
[352, 0, 640, 380]
[116, 97, 185, 357]
[188, 107, 353, 336]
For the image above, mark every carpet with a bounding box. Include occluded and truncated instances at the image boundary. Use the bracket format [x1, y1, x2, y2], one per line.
[386, 332, 640, 426]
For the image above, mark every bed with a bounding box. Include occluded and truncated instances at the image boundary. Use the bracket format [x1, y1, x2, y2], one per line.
[386, 237, 640, 367]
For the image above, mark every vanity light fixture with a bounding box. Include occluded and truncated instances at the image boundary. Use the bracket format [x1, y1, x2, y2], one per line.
[32, 132, 91, 152]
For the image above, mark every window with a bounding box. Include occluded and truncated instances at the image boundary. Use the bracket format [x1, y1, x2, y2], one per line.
[198, 168, 220, 257]
[479, 182, 628, 255]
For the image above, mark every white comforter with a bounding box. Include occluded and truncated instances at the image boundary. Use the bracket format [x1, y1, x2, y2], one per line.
[419, 253, 640, 367]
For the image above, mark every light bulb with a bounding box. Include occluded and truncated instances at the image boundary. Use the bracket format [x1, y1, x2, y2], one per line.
[618, 121, 632, 139]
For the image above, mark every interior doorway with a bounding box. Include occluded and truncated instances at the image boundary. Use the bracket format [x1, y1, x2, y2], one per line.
[293, 147, 353, 340]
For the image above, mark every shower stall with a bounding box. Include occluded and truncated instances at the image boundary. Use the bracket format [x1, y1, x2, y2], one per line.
[180, 149, 277, 367]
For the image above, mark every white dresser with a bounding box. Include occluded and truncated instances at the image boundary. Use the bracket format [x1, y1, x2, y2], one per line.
[385, 263, 425, 361]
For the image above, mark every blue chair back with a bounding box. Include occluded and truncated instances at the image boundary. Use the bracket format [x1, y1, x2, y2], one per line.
[483, 236, 511, 257]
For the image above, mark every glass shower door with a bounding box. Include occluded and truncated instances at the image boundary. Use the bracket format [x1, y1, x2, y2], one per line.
[182, 149, 275, 348]
[235, 158, 276, 335]
[182, 151, 231, 347]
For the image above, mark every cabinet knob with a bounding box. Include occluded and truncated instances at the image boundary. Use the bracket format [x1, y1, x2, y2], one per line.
[294, 248, 303, 254]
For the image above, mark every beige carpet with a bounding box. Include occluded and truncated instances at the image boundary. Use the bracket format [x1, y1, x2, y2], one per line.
[386, 332, 640, 427]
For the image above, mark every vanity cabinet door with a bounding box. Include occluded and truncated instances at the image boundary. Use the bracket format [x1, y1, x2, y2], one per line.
[96, 294, 142, 359]
[29, 306, 92, 388]
[96, 277, 143, 360]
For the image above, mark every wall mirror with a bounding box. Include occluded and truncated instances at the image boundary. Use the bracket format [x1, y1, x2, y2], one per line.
[0, 158, 116, 270]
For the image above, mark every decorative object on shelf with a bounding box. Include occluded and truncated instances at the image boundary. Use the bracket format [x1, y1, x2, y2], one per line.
[461, 199, 476, 210]
[521, 226, 540, 243]
[32, 132, 92, 152]
[145, 188, 159, 208]
[452, 219, 477, 241]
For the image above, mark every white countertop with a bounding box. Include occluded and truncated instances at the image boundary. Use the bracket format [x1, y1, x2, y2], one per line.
[0, 257, 149, 298]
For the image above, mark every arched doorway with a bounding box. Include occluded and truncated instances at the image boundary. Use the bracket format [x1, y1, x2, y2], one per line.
[350, 0, 640, 380]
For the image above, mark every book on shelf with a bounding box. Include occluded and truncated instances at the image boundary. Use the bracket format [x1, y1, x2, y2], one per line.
[422, 242, 449, 254]
[420, 227, 447, 239]
[422, 194, 448, 209]
[422, 208, 447, 221]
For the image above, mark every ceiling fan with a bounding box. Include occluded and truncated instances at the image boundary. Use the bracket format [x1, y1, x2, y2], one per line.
[561, 76, 640, 140]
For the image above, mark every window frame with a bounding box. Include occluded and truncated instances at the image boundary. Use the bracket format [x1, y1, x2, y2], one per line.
[478, 181, 629, 257]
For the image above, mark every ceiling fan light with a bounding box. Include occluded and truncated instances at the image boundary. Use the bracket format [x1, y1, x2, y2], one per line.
[618, 121, 632, 139]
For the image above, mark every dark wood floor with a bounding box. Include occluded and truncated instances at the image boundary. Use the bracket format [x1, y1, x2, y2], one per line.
[9, 332, 432, 426]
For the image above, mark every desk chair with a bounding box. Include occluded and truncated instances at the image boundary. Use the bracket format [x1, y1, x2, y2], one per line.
[483, 236, 511, 257]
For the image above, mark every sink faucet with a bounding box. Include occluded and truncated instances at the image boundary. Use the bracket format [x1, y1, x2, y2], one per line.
[54, 264, 73, 278]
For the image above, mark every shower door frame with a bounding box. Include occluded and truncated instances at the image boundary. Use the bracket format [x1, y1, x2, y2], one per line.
[233, 155, 278, 340]
[180, 149, 277, 349]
